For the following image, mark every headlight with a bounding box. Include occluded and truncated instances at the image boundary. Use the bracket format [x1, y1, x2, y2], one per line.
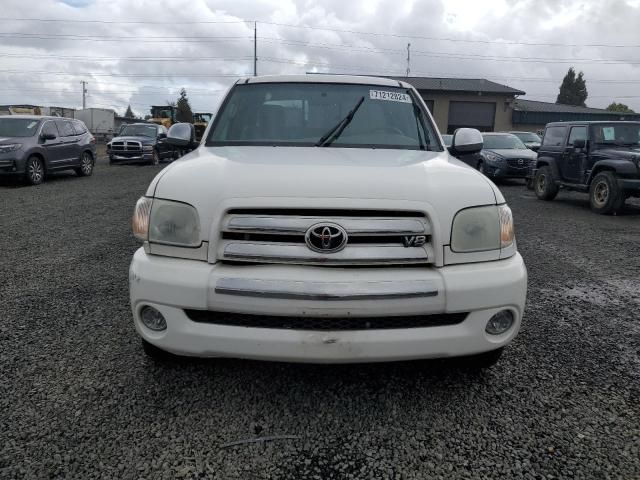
[483, 152, 504, 163]
[132, 197, 201, 246]
[451, 204, 514, 252]
[0, 143, 22, 153]
[143, 145, 154, 151]
[132, 197, 153, 240]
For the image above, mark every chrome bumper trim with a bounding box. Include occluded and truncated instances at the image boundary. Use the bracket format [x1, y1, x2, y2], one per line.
[224, 215, 429, 236]
[222, 242, 431, 265]
[215, 278, 439, 301]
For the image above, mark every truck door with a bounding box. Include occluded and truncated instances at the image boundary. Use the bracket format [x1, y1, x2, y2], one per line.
[39, 120, 66, 168]
[563, 126, 588, 182]
[55, 120, 80, 166]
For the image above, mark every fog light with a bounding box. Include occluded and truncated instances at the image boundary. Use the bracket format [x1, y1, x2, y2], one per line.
[140, 306, 167, 331]
[485, 310, 514, 335]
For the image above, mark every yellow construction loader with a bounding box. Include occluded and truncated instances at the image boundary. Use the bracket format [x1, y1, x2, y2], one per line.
[149, 105, 176, 129]
[193, 112, 212, 141]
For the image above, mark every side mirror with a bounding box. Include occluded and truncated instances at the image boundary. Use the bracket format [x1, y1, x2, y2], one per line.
[451, 128, 483, 154]
[41, 132, 56, 141]
[573, 139, 586, 150]
[157, 132, 167, 139]
[167, 123, 197, 148]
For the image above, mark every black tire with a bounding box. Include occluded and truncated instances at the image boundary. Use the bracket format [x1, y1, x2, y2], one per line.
[141, 338, 174, 361]
[589, 171, 625, 215]
[74, 151, 94, 177]
[534, 165, 559, 200]
[25, 155, 45, 185]
[150, 149, 160, 166]
[463, 347, 504, 369]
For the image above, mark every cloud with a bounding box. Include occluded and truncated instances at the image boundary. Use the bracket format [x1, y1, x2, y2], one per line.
[0, 0, 638, 117]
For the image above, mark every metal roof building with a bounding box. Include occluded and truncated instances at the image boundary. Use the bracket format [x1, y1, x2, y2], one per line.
[512, 99, 640, 132]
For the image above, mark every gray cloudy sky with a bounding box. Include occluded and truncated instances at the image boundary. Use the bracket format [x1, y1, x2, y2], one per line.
[1, 0, 640, 117]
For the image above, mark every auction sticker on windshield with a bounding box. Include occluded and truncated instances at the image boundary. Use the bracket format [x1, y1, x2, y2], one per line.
[369, 90, 412, 103]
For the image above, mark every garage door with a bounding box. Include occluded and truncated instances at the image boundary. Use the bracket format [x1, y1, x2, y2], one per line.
[447, 101, 496, 134]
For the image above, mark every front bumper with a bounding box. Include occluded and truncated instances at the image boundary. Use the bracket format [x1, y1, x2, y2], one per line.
[109, 151, 153, 162]
[619, 178, 640, 192]
[0, 156, 26, 174]
[129, 249, 527, 363]
[486, 163, 532, 179]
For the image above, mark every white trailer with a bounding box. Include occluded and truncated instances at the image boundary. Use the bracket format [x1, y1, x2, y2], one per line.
[74, 108, 116, 135]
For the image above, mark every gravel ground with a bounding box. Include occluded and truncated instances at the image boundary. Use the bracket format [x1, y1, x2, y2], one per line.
[1, 159, 639, 479]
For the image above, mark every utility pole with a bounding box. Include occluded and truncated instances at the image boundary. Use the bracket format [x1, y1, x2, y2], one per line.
[406, 43, 411, 77]
[81, 80, 88, 109]
[253, 21, 257, 76]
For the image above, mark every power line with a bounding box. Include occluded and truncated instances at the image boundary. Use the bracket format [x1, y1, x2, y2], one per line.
[2, 68, 640, 85]
[1, 16, 639, 48]
[0, 70, 246, 78]
[0, 33, 251, 44]
[0, 52, 253, 62]
[0, 17, 249, 25]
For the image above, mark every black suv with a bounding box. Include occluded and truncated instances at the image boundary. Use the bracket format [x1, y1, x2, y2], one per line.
[534, 121, 640, 214]
[107, 123, 173, 165]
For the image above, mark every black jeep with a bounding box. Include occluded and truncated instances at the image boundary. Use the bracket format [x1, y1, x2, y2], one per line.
[533, 121, 640, 214]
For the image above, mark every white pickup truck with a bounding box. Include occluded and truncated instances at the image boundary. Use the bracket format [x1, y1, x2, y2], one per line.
[129, 75, 527, 367]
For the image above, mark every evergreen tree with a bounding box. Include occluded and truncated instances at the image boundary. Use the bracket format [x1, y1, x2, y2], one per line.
[176, 88, 193, 123]
[124, 104, 134, 118]
[606, 102, 635, 113]
[556, 68, 588, 106]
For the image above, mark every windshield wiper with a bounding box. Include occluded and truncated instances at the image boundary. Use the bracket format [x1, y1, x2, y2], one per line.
[316, 96, 365, 147]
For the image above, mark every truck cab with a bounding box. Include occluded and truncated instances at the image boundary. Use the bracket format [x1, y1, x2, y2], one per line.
[149, 106, 176, 129]
[533, 121, 640, 214]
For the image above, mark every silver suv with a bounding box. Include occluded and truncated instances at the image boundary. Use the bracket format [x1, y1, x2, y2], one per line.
[0, 115, 96, 185]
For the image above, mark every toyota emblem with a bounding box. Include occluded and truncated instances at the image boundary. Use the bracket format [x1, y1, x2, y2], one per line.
[305, 223, 348, 253]
[518, 158, 524, 165]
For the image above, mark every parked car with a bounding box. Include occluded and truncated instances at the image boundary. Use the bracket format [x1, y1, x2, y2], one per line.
[509, 131, 542, 152]
[479, 133, 537, 185]
[0, 115, 96, 185]
[107, 123, 173, 165]
[129, 75, 527, 368]
[534, 121, 640, 214]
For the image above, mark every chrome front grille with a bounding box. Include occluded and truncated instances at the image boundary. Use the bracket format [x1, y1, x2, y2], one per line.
[506, 158, 531, 168]
[219, 210, 433, 266]
[111, 140, 142, 152]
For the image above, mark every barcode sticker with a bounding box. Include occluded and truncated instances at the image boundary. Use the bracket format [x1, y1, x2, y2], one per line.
[369, 90, 412, 103]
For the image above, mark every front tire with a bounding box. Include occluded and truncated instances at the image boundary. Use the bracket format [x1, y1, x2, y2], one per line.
[150, 149, 160, 166]
[534, 166, 559, 200]
[75, 152, 94, 177]
[526, 178, 534, 190]
[25, 156, 45, 185]
[463, 347, 504, 369]
[589, 172, 624, 215]
[141, 339, 174, 361]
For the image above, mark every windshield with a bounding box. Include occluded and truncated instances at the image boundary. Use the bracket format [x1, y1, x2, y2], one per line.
[482, 134, 526, 150]
[152, 109, 172, 119]
[0, 118, 40, 137]
[512, 132, 541, 143]
[591, 123, 640, 145]
[208, 82, 440, 150]
[195, 113, 212, 122]
[441, 134, 453, 147]
[119, 125, 157, 137]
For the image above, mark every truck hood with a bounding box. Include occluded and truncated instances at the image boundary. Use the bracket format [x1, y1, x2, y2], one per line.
[111, 135, 155, 144]
[594, 147, 640, 159]
[149, 146, 501, 242]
